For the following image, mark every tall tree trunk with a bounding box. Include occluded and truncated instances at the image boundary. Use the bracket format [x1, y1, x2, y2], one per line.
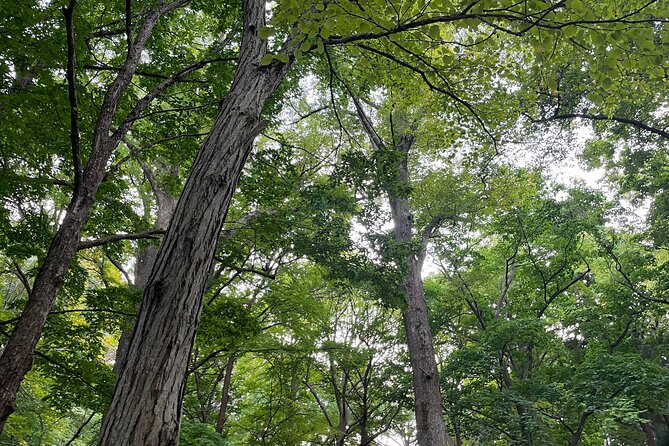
[0, 1, 184, 432]
[350, 98, 451, 446]
[388, 136, 451, 446]
[214, 355, 236, 433]
[98, 1, 291, 444]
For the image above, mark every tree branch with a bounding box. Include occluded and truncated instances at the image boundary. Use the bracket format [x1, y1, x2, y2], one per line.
[11, 260, 32, 297]
[78, 229, 165, 250]
[63, 0, 82, 195]
[538, 261, 591, 317]
[111, 57, 234, 145]
[64, 412, 96, 446]
[530, 112, 669, 140]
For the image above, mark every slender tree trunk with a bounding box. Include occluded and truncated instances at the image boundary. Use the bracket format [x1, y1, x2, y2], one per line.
[500, 356, 532, 446]
[350, 98, 451, 446]
[388, 136, 451, 446]
[214, 355, 236, 433]
[642, 422, 658, 446]
[0, 1, 183, 431]
[98, 1, 291, 443]
[569, 410, 592, 446]
[0, 194, 93, 431]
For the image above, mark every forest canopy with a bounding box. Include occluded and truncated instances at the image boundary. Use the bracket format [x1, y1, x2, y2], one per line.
[0, 0, 668, 445]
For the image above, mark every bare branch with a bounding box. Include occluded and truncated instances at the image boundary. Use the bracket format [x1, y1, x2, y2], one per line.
[608, 249, 669, 305]
[78, 229, 165, 250]
[62, 0, 82, 194]
[11, 260, 32, 297]
[357, 43, 496, 145]
[64, 412, 95, 446]
[529, 112, 669, 140]
[83, 64, 211, 84]
[538, 261, 591, 318]
[112, 57, 234, 141]
[289, 106, 328, 125]
[303, 377, 335, 429]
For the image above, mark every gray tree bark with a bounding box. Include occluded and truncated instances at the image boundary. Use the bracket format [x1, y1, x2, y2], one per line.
[98, 1, 292, 443]
[351, 98, 452, 446]
[388, 136, 450, 446]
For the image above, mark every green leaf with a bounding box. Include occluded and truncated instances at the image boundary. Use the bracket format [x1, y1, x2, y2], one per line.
[260, 54, 274, 66]
[259, 26, 273, 39]
[428, 24, 441, 40]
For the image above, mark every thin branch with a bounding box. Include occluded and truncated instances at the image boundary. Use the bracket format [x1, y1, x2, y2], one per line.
[34, 350, 97, 391]
[78, 229, 165, 250]
[64, 412, 96, 446]
[0, 309, 136, 327]
[356, 43, 496, 145]
[289, 106, 328, 125]
[303, 377, 335, 428]
[538, 261, 591, 317]
[111, 57, 234, 144]
[324, 2, 664, 47]
[138, 159, 160, 201]
[83, 64, 210, 84]
[106, 254, 133, 285]
[608, 249, 669, 305]
[530, 112, 669, 140]
[419, 215, 452, 265]
[63, 0, 82, 194]
[11, 260, 32, 296]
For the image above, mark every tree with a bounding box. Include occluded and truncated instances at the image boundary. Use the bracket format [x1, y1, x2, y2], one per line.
[2, 0, 667, 443]
[100, 0, 669, 443]
[0, 0, 238, 431]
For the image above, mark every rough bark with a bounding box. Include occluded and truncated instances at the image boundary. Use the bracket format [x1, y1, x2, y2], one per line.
[98, 1, 291, 444]
[388, 136, 451, 446]
[0, 1, 182, 430]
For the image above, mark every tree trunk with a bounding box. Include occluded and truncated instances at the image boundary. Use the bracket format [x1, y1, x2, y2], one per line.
[214, 355, 236, 433]
[642, 422, 658, 446]
[569, 410, 592, 446]
[0, 1, 182, 432]
[98, 1, 291, 444]
[388, 136, 451, 446]
[0, 194, 94, 431]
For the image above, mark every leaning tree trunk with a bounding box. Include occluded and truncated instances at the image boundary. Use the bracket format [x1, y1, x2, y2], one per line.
[98, 1, 291, 444]
[388, 136, 451, 446]
[0, 1, 184, 432]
